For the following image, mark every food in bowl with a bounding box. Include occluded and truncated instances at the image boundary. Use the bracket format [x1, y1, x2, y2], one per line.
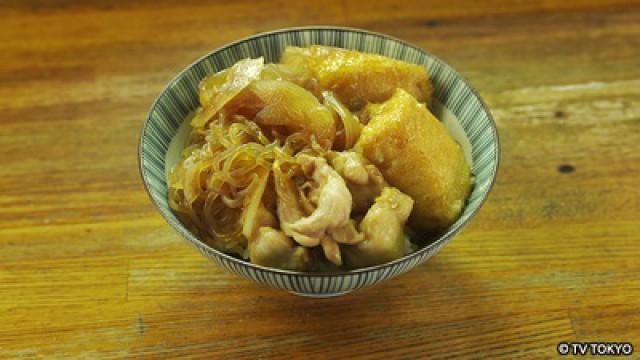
[167, 45, 472, 271]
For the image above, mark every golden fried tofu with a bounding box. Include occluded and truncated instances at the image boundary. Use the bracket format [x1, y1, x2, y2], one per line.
[281, 46, 432, 110]
[355, 89, 472, 233]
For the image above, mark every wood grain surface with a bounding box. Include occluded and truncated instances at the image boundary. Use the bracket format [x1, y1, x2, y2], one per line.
[1, 1, 640, 358]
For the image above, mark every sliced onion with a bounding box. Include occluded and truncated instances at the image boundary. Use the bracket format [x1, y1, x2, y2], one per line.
[241, 168, 270, 240]
[191, 57, 265, 129]
[322, 91, 362, 150]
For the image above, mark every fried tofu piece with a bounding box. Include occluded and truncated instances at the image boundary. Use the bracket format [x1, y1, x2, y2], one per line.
[281, 46, 432, 110]
[355, 89, 472, 233]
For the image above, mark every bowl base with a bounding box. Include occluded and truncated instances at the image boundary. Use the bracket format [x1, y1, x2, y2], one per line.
[288, 290, 352, 298]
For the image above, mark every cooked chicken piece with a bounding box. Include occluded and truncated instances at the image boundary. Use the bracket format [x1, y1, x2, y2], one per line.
[249, 79, 336, 148]
[274, 154, 359, 268]
[349, 165, 387, 214]
[320, 235, 342, 266]
[330, 151, 368, 185]
[330, 152, 387, 213]
[343, 187, 414, 268]
[249, 226, 311, 271]
[242, 198, 311, 271]
[281, 45, 432, 110]
[328, 219, 364, 245]
[273, 162, 322, 247]
[355, 89, 472, 233]
[286, 154, 363, 266]
[253, 204, 278, 230]
[289, 155, 352, 238]
[307, 184, 321, 206]
[296, 181, 318, 215]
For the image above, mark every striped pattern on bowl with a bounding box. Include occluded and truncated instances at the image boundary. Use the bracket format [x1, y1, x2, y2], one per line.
[139, 27, 499, 297]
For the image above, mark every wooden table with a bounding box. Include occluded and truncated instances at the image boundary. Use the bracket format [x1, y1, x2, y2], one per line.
[2, 1, 639, 358]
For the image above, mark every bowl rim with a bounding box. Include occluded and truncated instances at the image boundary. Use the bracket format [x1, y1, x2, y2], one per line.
[138, 25, 500, 277]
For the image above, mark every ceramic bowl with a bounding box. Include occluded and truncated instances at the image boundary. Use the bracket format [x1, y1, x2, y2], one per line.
[139, 27, 499, 297]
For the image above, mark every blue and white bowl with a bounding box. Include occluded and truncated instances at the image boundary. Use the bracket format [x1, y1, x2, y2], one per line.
[139, 27, 500, 297]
